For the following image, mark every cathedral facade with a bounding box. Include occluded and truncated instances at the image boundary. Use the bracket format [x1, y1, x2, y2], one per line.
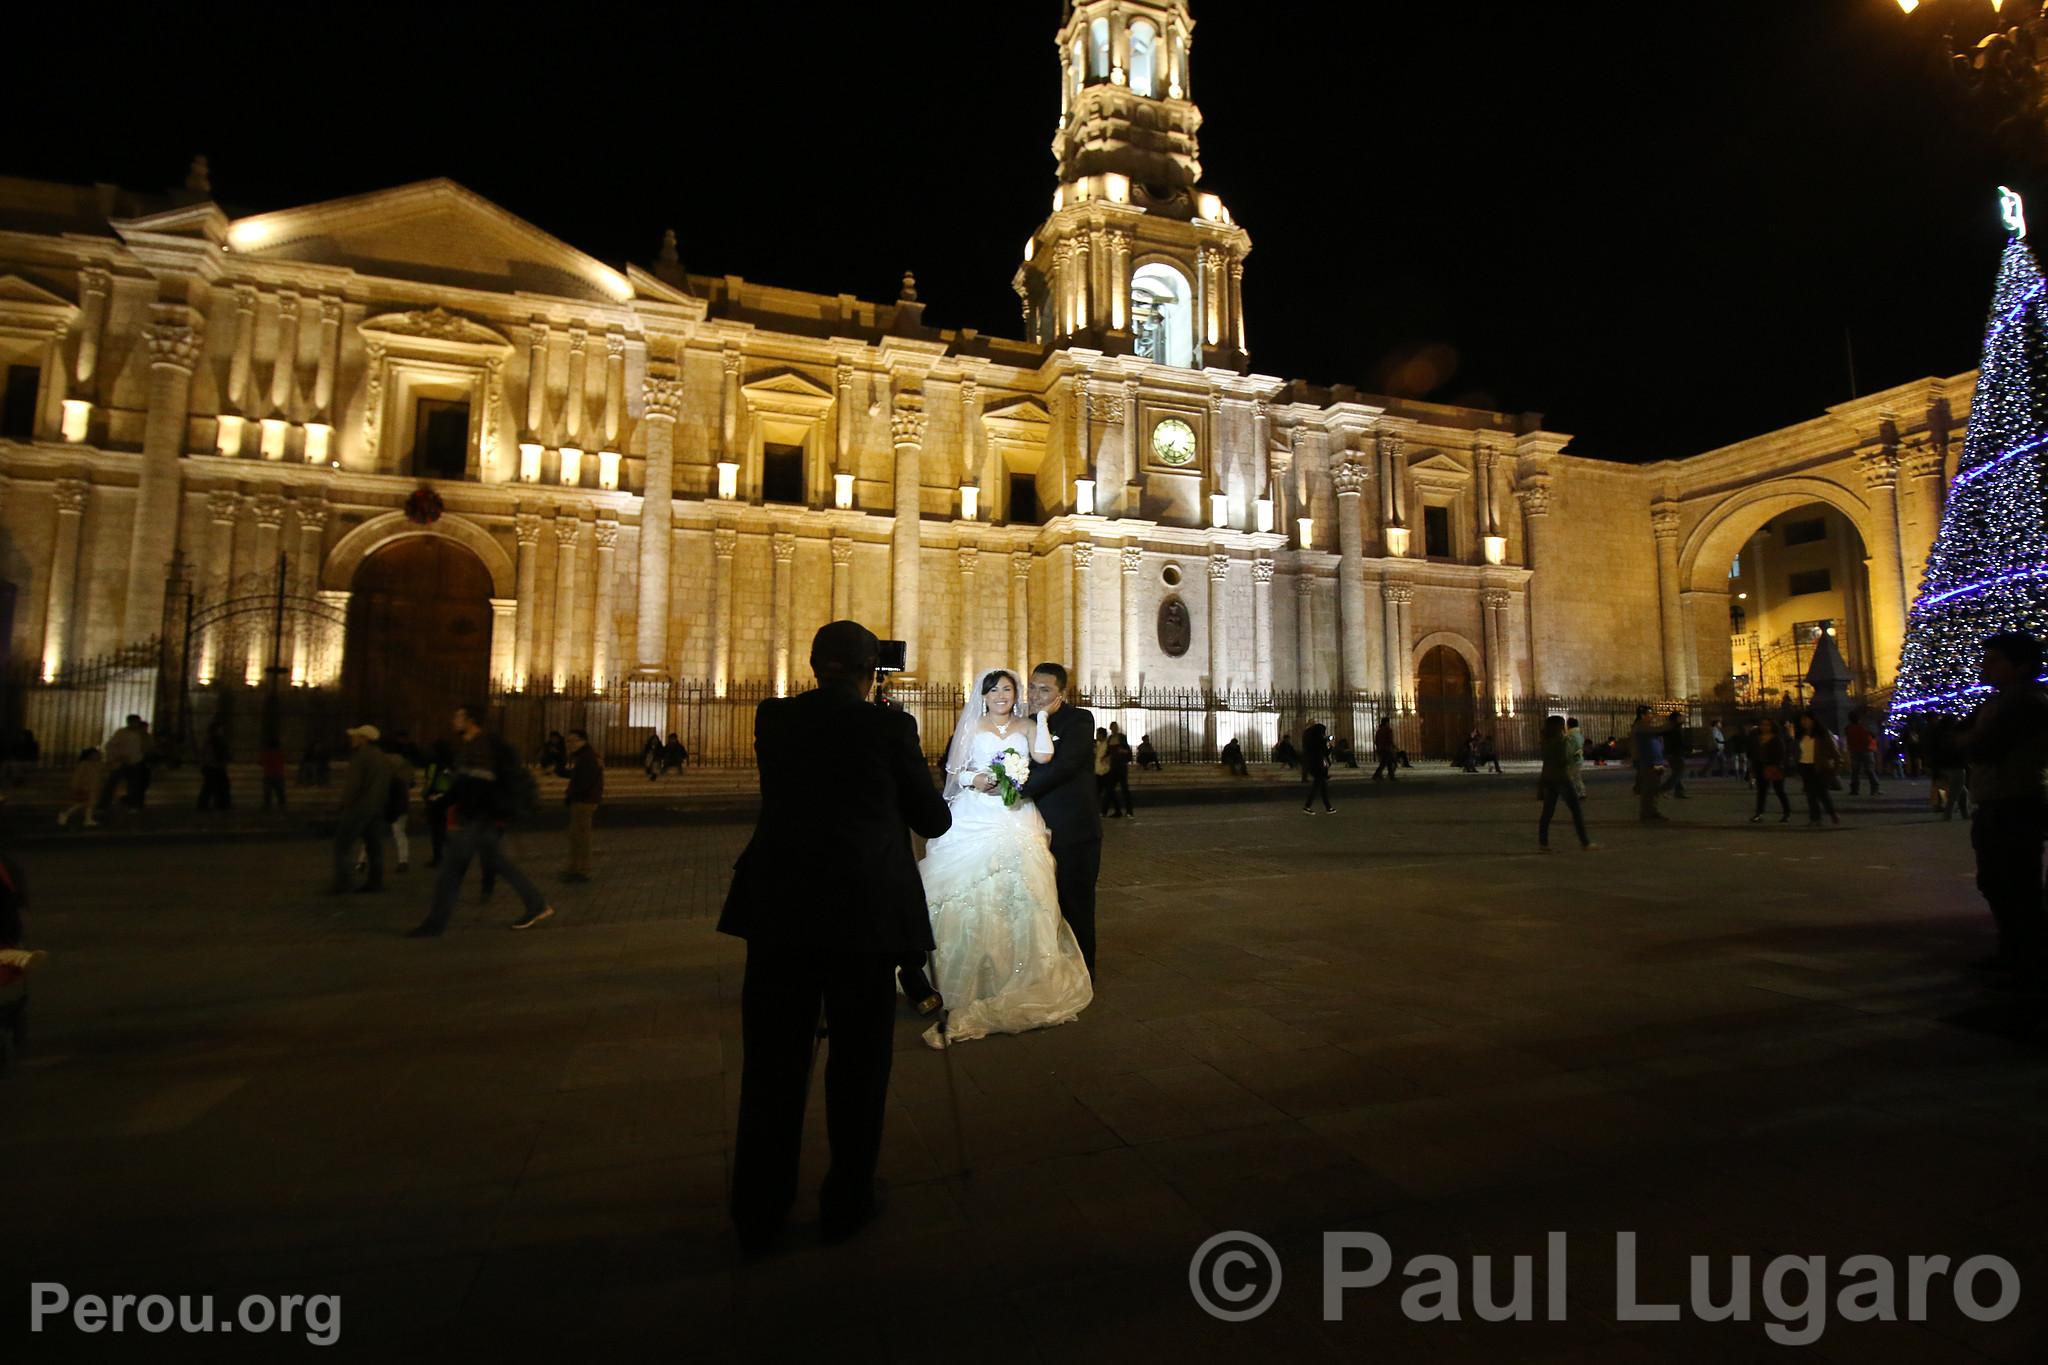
[0, 1, 1968, 758]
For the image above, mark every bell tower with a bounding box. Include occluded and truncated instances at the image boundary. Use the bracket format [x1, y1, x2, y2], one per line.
[1014, 0, 1251, 372]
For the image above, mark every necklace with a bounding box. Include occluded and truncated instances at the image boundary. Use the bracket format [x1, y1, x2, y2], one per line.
[989, 715, 1016, 735]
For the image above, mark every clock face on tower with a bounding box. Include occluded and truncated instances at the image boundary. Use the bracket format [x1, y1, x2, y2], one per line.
[1152, 417, 1197, 467]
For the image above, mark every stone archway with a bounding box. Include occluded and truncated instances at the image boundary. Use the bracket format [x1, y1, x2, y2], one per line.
[1678, 480, 1880, 702]
[341, 538, 495, 747]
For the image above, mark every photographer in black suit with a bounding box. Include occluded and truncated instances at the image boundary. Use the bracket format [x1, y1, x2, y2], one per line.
[1021, 662, 1103, 976]
[719, 621, 950, 1252]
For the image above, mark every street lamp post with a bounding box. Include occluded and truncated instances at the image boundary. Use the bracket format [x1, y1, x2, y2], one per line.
[1896, 1, 2048, 188]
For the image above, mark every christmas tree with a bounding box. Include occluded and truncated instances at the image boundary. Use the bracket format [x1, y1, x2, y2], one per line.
[1889, 194, 2048, 727]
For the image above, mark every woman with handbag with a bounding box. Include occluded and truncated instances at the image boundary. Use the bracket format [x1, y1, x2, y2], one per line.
[1748, 717, 1792, 823]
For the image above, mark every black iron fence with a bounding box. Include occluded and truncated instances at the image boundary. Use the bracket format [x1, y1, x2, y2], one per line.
[480, 678, 1727, 771]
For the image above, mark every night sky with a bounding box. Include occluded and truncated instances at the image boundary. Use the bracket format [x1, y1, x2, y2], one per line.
[8, 2, 2016, 460]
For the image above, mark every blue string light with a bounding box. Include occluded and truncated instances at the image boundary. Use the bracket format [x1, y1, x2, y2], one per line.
[1887, 222, 2048, 734]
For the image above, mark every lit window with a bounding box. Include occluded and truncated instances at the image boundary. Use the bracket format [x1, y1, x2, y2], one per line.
[1129, 20, 1157, 97]
[1089, 18, 1110, 79]
[1070, 37, 1083, 101]
[1729, 554, 1741, 579]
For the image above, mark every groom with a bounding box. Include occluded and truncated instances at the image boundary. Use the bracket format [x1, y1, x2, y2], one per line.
[1022, 662, 1103, 977]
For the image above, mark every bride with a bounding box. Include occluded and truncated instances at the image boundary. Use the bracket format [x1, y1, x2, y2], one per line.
[919, 667, 1093, 1048]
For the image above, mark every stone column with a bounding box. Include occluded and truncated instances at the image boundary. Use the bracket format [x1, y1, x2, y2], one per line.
[1207, 553, 1231, 690]
[959, 377, 982, 499]
[1251, 557, 1274, 693]
[835, 361, 856, 481]
[636, 371, 680, 672]
[1383, 581, 1414, 704]
[1483, 588, 1513, 711]
[712, 526, 738, 697]
[1010, 552, 1031, 667]
[1903, 440, 1945, 599]
[123, 307, 204, 643]
[525, 322, 550, 437]
[42, 480, 90, 678]
[513, 513, 542, 689]
[552, 513, 582, 686]
[956, 545, 978, 688]
[771, 532, 797, 695]
[314, 297, 342, 417]
[592, 518, 619, 688]
[245, 496, 287, 685]
[721, 348, 743, 461]
[225, 286, 256, 416]
[75, 269, 110, 388]
[564, 327, 588, 442]
[290, 502, 328, 685]
[1332, 456, 1370, 695]
[268, 293, 298, 415]
[1230, 257, 1247, 353]
[197, 490, 239, 684]
[830, 536, 854, 618]
[1859, 445, 1909, 685]
[1072, 541, 1096, 691]
[1293, 574, 1320, 690]
[1118, 544, 1143, 692]
[1121, 377, 1142, 511]
[603, 331, 626, 446]
[1651, 502, 1686, 699]
[489, 599, 518, 689]
[890, 396, 927, 671]
[1516, 470, 1554, 695]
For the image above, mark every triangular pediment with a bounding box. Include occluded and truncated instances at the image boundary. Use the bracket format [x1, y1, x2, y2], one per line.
[982, 395, 1052, 426]
[223, 180, 632, 304]
[1408, 450, 1469, 479]
[741, 367, 835, 401]
[111, 201, 232, 245]
[359, 307, 512, 353]
[0, 273, 77, 314]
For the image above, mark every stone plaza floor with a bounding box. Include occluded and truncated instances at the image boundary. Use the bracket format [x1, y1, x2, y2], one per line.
[1, 767, 2044, 1362]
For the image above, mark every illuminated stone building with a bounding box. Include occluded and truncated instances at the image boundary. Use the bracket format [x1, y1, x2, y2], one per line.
[0, 0, 1968, 753]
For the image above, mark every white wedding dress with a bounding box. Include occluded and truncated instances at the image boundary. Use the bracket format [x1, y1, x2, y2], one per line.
[920, 726, 1093, 1047]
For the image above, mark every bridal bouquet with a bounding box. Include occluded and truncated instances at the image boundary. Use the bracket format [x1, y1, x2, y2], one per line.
[991, 746, 1032, 808]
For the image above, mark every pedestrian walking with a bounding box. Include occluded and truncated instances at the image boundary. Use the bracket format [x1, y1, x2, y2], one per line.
[259, 736, 288, 810]
[1661, 711, 1690, 799]
[1631, 706, 1667, 822]
[1748, 717, 1793, 822]
[409, 704, 554, 936]
[97, 714, 148, 815]
[1564, 717, 1587, 799]
[1301, 720, 1334, 813]
[421, 740, 456, 866]
[1958, 631, 2048, 980]
[1538, 715, 1594, 852]
[1478, 733, 1504, 774]
[1795, 712, 1842, 827]
[1928, 716, 1972, 821]
[1708, 719, 1729, 776]
[196, 719, 232, 811]
[1108, 727, 1134, 819]
[380, 735, 415, 872]
[56, 747, 101, 828]
[331, 725, 393, 894]
[562, 727, 603, 882]
[1843, 709, 1883, 796]
[1371, 716, 1399, 781]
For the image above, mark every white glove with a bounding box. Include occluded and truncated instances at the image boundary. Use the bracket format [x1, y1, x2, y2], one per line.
[1033, 711, 1055, 760]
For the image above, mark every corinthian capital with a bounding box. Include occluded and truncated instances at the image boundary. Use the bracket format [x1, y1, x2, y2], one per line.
[1330, 458, 1370, 498]
[1517, 473, 1554, 518]
[1252, 557, 1275, 585]
[1858, 443, 1900, 491]
[890, 397, 927, 447]
[1651, 502, 1682, 541]
[145, 310, 205, 371]
[640, 374, 683, 421]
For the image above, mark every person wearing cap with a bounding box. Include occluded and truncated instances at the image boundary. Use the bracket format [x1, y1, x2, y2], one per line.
[719, 620, 952, 1253]
[332, 724, 393, 894]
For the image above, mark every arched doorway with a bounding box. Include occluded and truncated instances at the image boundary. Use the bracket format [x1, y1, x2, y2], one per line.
[1415, 645, 1475, 760]
[342, 538, 493, 746]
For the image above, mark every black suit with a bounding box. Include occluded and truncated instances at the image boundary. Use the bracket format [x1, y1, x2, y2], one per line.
[1021, 702, 1103, 975]
[719, 685, 950, 1240]
[1302, 724, 1333, 811]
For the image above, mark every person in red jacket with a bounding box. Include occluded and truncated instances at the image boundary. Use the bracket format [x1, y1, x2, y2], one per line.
[1844, 709, 1882, 796]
